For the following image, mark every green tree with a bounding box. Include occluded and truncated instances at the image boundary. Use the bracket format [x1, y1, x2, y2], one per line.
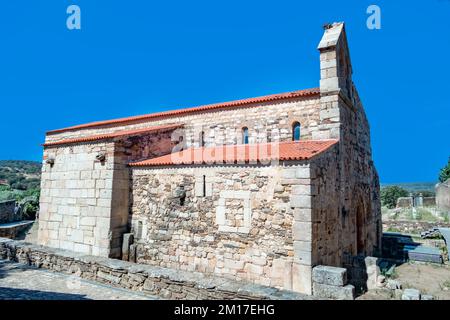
[381, 186, 409, 209]
[439, 157, 450, 183]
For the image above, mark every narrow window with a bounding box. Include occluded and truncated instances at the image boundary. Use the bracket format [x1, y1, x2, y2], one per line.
[137, 221, 143, 239]
[292, 122, 301, 141]
[177, 135, 185, 151]
[202, 175, 206, 197]
[200, 131, 205, 147]
[242, 127, 249, 145]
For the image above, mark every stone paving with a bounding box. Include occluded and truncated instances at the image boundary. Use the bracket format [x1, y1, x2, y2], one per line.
[0, 260, 157, 300]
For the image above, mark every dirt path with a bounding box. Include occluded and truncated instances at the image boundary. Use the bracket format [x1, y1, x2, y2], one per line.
[395, 262, 450, 300]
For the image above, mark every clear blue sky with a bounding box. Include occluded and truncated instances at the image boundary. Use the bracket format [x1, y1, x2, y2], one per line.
[0, 1, 449, 183]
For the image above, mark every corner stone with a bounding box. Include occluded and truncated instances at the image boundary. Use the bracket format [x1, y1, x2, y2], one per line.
[312, 265, 347, 286]
[402, 288, 421, 300]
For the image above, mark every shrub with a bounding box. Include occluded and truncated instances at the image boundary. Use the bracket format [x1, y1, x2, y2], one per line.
[439, 158, 450, 183]
[381, 186, 409, 209]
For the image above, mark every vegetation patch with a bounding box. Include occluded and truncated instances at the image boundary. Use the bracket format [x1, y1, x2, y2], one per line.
[0, 160, 41, 219]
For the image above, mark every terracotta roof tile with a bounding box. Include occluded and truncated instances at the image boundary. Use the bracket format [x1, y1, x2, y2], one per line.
[43, 123, 183, 147]
[129, 139, 338, 167]
[47, 88, 320, 135]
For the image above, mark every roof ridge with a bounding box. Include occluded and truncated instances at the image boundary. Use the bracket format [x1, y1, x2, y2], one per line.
[46, 87, 320, 135]
[129, 139, 338, 167]
[43, 123, 183, 147]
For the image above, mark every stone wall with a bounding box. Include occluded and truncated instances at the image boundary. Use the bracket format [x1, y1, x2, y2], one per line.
[383, 220, 450, 235]
[39, 130, 177, 258]
[310, 146, 341, 266]
[436, 180, 450, 212]
[0, 237, 316, 300]
[397, 197, 413, 208]
[130, 164, 306, 292]
[0, 200, 16, 224]
[397, 196, 436, 208]
[39, 141, 116, 257]
[0, 221, 34, 239]
[316, 22, 382, 259]
[423, 197, 436, 207]
[44, 97, 321, 149]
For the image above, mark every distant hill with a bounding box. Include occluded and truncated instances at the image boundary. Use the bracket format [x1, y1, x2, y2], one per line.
[381, 182, 437, 194]
[0, 160, 41, 191]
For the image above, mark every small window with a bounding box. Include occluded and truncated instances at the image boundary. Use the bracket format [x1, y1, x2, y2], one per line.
[242, 127, 249, 145]
[137, 221, 143, 239]
[202, 175, 206, 197]
[292, 122, 301, 141]
[200, 131, 205, 147]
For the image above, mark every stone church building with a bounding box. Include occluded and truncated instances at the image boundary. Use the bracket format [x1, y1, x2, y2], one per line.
[37, 23, 381, 295]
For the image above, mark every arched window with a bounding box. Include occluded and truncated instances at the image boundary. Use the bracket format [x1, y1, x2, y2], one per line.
[292, 122, 301, 141]
[242, 127, 249, 145]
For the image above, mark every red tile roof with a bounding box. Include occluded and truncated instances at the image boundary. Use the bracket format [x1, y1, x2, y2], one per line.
[47, 88, 320, 135]
[43, 123, 183, 147]
[129, 139, 338, 167]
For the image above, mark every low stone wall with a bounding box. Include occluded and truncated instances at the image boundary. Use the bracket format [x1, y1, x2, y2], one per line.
[0, 238, 317, 300]
[0, 221, 34, 239]
[396, 197, 413, 209]
[0, 200, 16, 224]
[423, 197, 436, 207]
[383, 220, 450, 235]
[396, 197, 436, 208]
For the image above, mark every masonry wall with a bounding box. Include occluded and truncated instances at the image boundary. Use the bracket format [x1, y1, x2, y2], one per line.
[310, 146, 341, 266]
[44, 96, 321, 148]
[38, 130, 177, 258]
[130, 163, 315, 292]
[38, 142, 115, 257]
[1, 237, 316, 300]
[315, 23, 382, 262]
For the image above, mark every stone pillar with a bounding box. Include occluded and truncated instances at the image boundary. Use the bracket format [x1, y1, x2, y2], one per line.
[313, 22, 352, 141]
[285, 165, 313, 295]
[364, 256, 380, 291]
[417, 193, 423, 207]
[121, 233, 134, 261]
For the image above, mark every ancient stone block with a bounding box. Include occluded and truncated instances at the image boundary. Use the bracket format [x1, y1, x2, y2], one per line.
[402, 288, 421, 300]
[291, 185, 312, 195]
[364, 256, 380, 290]
[313, 283, 355, 300]
[292, 263, 312, 295]
[312, 265, 347, 286]
[292, 221, 312, 241]
[293, 208, 312, 222]
[295, 167, 311, 179]
[290, 195, 312, 209]
[122, 233, 134, 261]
